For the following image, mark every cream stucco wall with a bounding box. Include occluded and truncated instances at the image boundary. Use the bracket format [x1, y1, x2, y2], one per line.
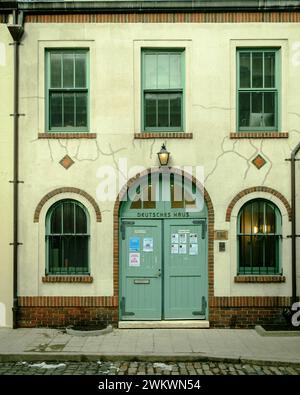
[0, 25, 13, 327]
[16, 22, 300, 299]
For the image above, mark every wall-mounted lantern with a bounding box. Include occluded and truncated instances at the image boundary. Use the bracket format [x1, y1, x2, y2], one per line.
[157, 144, 170, 167]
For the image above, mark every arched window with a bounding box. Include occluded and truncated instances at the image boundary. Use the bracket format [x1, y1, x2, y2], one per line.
[238, 199, 281, 274]
[46, 199, 89, 275]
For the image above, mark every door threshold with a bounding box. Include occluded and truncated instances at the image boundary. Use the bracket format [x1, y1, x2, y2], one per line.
[118, 320, 209, 329]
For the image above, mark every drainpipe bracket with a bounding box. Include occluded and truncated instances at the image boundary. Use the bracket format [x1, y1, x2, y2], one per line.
[286, 235, 300, 238]
[9, 113, 25, 117]
[9, 180, 24, 184]
[285, 158, 300, 161]
[9, 242, 23, 246]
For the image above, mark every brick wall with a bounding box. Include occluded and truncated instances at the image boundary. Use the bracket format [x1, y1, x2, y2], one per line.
[17, 307, 118, 328]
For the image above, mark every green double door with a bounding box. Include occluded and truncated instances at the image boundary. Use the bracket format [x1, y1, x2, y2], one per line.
[120, 219, 207, 320]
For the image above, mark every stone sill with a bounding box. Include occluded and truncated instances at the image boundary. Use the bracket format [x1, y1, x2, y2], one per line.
[230, 132, 289, 139]
[42, 276, 93, 283]
[234, 275, 286, 283]
[38, 133, 97, 139]
[134, 132, 193, 139]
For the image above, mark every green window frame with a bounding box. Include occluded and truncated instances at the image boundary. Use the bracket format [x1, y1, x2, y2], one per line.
[237, 199, 282, 275]
[237, 48, 280, 132]
[142, 49, 185, 132]
[46, 199, 90, 275]
[46, 49, 89, 132]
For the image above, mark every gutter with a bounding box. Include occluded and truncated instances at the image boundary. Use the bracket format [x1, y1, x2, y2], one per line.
[290, 141, 300, 304]
[7, 9, 24, 329]
[14, 0, 300, 14]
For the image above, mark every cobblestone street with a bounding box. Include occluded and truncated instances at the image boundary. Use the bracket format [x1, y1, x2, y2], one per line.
[0, 361, 299, 375]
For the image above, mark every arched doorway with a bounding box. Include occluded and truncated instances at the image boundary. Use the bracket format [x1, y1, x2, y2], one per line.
[119, 170, 208, 321]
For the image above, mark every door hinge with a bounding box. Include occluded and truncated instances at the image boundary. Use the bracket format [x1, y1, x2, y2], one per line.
[120, 297, 135, 317]
[192, 220, 207, 239]
[192, 296, 207, 316]
[121, 221, 135, 240]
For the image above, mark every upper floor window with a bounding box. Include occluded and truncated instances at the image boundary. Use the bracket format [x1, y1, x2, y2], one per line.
[237, 48, 280, 131]
[238, 199, 281, 275]
[46, 199, 89, 274]
[142, 49, 184, 132]
[46, 49, 89, 132]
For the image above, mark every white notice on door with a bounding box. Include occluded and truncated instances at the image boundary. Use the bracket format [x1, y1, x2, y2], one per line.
[179, 244, 187, 254]
[143, 238, 153, 252]
[189, 243, 198, 255]
[189, 233, 198, 244]
[171, 233, 179, 244]
[179, 233, 187, 244]
[171, 244, 179, 254]
[129, 252, 140, 267]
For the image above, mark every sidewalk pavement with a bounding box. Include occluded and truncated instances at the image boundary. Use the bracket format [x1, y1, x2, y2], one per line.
[0, 327, 300, 365]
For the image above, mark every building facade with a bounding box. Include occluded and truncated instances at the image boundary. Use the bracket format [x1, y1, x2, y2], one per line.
[0, 0, 300, 328]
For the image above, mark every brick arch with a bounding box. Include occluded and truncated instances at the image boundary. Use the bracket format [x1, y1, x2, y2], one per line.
[33, 187, 102, 223]
[225, 186, 291, 222]
[113, 167, 215, 303]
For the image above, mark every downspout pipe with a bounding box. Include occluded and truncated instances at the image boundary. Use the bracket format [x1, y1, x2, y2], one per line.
[7, 8, 24, 329]
[291, 141, 300, 304]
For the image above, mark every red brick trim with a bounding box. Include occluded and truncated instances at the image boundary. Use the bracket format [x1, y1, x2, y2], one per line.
[234, 276, 286, 283]
[225, 187, 291, 222]
[134, 133, 193, 139]
[42, 276, 93, 283]
[33, 187, 102, 223]
[38, 133, 97, 139]
[18, 296, 118, 307]
[113, 167, 215, 301]
[210, 296, 291, 307]
[230, 132, 289, 139]
[25, 12, 300, 24]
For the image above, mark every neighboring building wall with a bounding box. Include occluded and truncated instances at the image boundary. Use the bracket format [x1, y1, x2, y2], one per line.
[0, 23, 13, 328]
[14, 11, 300, 327]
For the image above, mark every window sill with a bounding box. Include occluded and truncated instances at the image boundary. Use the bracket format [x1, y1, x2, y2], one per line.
[234, 275, 285, 283]
[230, 132, 289, 139]
[42, 276, 93, 283]
[134, 132, 193, 139]
[38, 133, 97, 139]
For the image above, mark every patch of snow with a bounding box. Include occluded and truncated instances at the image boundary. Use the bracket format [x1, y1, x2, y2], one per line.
[29, 362, 66, 369]
[153, 362, 174, 371]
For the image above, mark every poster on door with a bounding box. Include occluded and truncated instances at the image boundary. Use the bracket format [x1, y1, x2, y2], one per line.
[179, 243, 187, 254]
[171, 243, 179, 254]
[129, 237, 140, 252]
[129, 252, 140, 267]
[189, 243, 198, 255]
[143, 238, 153, 252]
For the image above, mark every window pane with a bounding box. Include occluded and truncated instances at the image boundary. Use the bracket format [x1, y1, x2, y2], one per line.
[144, 54, 157, 89]
[50, 205, 62, 234]
[252, 200, 264, 234]
[263, 92, 275, 127]
[239, 92, 250, 127]
[239, 52, 251, 88]
[157, 96, 169, 127]
[62, 236, 88, 272]
[265, 236, 276, 268]
[50, 93, 63, 128]
[48, 236, 61, 271]
[240, 203, 252, 233]
[250, 92, 263, 127]
[157, 54, 169, 89]
[76, 93, 87, 127]
[63, 93, 75, 128]
[63, 201, 74, 234]
[252, 52, 263, 88]
[50, 53, 61, 88]
[252, 235, 264, 267]
[63, 53, 74, 88]
[76, 205, 87, 234]
[145, 94, 157, 127]
[264, 52, 275, 88]
[265, 203, 276, 233]
[169, 54, 181, 89]
[75, 53, 86, 88]
[170, 94, 181, 127]
[239, 235, 252, 269]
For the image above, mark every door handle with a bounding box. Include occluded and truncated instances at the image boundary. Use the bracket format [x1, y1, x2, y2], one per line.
[155, 269, 161, 278]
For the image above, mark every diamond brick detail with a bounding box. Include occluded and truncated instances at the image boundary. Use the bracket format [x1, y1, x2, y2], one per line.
[59, 155, 74, 169]
[252, 154, 266, 169]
